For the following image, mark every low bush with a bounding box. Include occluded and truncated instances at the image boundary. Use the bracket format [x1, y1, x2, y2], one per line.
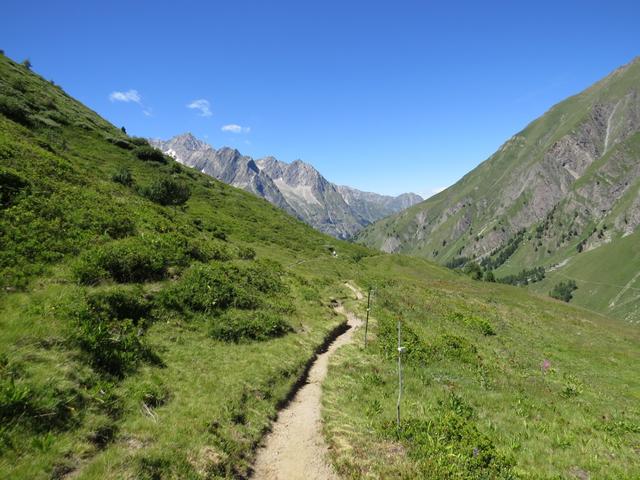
[73, 234, 196, 285]
[139, 176, 190, 206]
[160, 260, 287, 314]
[85, 286, 151, 324]
[160, 262, 259, 312]
[0, 167, 30, 208]
[129, 137, 150, 147]
[106, 137, 134, 150]
[68, 288, 156, 377]
[237, 245, 256, 260]
[111, 166, 134, 187]
[75, 315, 148, 377]
[0, 95, 31, 126]
[549, 280, 578, 302]
[209, 309, 292, 342]
[134, 146, 166, 163]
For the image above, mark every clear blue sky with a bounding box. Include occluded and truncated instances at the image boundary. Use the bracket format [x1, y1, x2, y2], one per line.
[2, 1, 639, 197]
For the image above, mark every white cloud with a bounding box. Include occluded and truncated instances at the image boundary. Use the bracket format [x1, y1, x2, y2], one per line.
[109, 89, 142, 103]
[221, 124, 250, 134]
[187, 99, 212, 117]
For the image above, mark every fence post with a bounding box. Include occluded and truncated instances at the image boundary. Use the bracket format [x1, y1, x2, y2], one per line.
[396, 318, 404, 430]
[364, 288, 371, 348]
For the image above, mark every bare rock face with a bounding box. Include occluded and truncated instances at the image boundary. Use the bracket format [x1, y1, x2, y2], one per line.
[150, 134, 422, 239]
[357, 56, 640, 272]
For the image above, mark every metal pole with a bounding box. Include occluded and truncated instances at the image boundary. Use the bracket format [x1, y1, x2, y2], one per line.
[396, 319, 403, 429]
[364, 288, 371, 348]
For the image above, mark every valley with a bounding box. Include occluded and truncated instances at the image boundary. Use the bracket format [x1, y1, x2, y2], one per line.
[0, 43, 638, 480]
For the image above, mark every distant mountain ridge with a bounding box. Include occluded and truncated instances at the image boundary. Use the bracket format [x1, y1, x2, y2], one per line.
[356, 56, 640, 321]
[150, 134, 422, 238]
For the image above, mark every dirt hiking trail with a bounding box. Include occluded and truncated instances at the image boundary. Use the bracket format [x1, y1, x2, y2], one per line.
[251, 282, 363, 480]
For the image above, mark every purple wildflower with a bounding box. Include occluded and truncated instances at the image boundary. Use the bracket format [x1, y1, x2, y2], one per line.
[541, 359, 551, 373]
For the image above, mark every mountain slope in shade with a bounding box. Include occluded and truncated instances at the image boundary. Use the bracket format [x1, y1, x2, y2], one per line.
[151, 134, 422, 238]
[336, 185, 423, 224]
[356, 56, 640, 321]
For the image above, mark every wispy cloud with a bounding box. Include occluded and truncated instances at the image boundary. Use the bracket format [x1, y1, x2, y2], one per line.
[221, 124, 250, 134]
[109, 89, 153, 116]
[187, 99, 212, 117]
[109, 89, 142, 104]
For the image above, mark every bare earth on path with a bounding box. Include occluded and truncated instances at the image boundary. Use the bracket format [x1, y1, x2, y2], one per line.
[251, 283, 363, 480]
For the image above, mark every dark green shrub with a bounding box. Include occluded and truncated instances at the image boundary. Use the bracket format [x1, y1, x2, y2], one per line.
[73, 234, 194, 284]
[107, 137, 134, 150]
[187, 238, 232, 262]
[74, 315, 147, 377]
[160, 262, 260, 312]
[209, 309, 292, 342]
[112, 166, 134, 187]
[0, 167, 30, 207]
[66, 287, 157, 377]
[237, 245, 256, 260]
[549, 280, 578, 302]
[134, 146, 166, 163]
[0, 95, 31, 126]
[86, 286, 151, 324]
[463, 262, 483, 280]
[100, 212, 136, 239]
[129, 137, 150, 147]
[140, 176, 190, 206]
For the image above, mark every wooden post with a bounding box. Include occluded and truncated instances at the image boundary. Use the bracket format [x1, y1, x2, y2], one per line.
[364, 288, 371, 348]
[396, 319, 404, 429]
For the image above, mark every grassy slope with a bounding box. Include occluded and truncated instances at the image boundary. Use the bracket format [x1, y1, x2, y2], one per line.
[325, 257, 640, 479]
[528, 229, 640, 324]
[0, 54, 371, 478]
[0, 55, 638, 480]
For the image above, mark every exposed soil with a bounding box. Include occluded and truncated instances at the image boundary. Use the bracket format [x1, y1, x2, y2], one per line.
[251, 283, 363, 480]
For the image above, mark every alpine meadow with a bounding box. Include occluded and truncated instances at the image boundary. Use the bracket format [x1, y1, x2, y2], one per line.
[1, 5, 640, 480]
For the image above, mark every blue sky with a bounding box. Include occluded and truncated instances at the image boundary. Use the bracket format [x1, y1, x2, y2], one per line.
[2, 1, 639, 197]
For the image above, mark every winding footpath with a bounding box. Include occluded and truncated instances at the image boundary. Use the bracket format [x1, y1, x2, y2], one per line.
[251, 283, 363, 480]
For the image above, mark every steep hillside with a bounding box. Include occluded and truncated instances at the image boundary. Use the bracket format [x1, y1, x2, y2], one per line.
[1, 54, 638, 480]
[0, 53, 370, 478]
[356, 57, 640, 320]
[151, 134, 422, 239]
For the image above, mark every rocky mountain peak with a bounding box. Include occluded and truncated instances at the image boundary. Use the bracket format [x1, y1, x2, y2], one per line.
[151, 134, 423, 238]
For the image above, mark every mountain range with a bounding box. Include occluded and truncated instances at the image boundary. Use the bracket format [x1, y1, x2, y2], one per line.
[356, 56, 640, 321]
[150, 134, 422, 239]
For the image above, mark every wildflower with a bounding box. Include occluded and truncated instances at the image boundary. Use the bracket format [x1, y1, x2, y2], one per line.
[541, 359, 551, 373]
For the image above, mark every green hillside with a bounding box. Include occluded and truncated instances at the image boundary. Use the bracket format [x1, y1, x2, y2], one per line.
[0, 54, 639, 479]
[356, 57, 640, 320]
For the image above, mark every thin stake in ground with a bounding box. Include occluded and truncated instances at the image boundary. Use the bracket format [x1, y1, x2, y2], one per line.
[364, 287, 373, 348]
[396, 318, 405, 429]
